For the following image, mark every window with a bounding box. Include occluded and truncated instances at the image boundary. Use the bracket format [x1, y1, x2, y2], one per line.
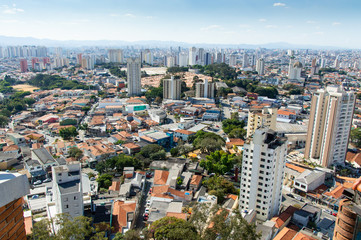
[65, 205, 69, 209]
[74, 196, 77, 200]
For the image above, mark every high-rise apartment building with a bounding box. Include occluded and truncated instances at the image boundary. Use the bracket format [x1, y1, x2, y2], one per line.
[50, 163, 84, 220]
[163, 76, 181, 100]
[77, 53, 83, 65]
[256, 58, 265, 75]
[108, 49, 124, 63]
[247, 107, 277, 138]
[196, 78, 215, 98]
[305, 86, 355, 167]
[178, 52, 188, 67]
[166, 56, 176, 68]
[0, 172, 30, 240]
[204, 52, 212, 66]
[229, 54, 237, 67]
[198, 48, 205, 65]
[243, 53, 249, 68]
[239, 129, 287, 221]
[333, 179, 361, 240]
[127, 57, 142, 96]
[142, 49, 153, 65]
[20, 59, 28, 73]
[288, 58, 302, 80]
[188, 47, 197, 66]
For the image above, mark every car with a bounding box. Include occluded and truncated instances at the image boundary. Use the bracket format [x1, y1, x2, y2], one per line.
[144, 213, 149, 217]
[146, 200, 151, 207]
[332, 212, 337, 216]
[143, 216, 148, 221]
[33, 180, 42, 185]
[31, 195, 39, 199]
[90, 177, 96, 181]
[145, 208, 150, 213]
[149, 189, 152, 194]
[43, 178, 51, 183]
[286, 193, 294, 198]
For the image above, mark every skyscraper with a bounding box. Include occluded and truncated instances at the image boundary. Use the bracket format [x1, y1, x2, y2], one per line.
[0, 172, 30, 240]
[247, 107, 277, 138]
[163, 76, 181, 100]
[108, 49, 124, 63]
[239, 129, 287, 221]
[256, 58, 265, 75]
[50, 163, 84, 220]
[229, 54, 237, 67]
[242, 53, 248, 68]
[198, 48, 205, 65]
[142, 49, 153, 65]
[305, 86, 355, 167]
[288, 59, 302, 80]
[178, 52, 188, 67]
[127, 57, 142, 96]
[20, 59, 28, 72]
[204, 52, 212, 66]
[188, 47, 197, 66]
[196, 78, 215, 98]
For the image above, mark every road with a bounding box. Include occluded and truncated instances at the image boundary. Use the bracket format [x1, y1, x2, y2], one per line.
[135, 178, 152, 229]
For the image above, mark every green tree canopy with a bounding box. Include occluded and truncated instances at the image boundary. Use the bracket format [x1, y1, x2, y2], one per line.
[192, 131, 225, 154]
[68, 147, 83, 160]
[97, 173, 113, 188]
[203, 175, 239, 203]
[200, 150, 235, 175]
[59, 126, 78, 140]
[222, 119, 245, 134]
[60, 119, 78, 126]
[148, 216, 199, 240]
[350, 128, 361, 147]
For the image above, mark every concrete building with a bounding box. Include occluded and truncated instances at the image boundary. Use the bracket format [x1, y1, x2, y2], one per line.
[127, 57, 142, 96]
[256, 58, 265, 75]
[0, 172, 30, 240]
[247, 107, 277, 138]
[229, 53, 237, 66]
[305, 86, 355, 167]
[178, 52, 188, 67]
[239, 129, 287, 221]
[163, 76, 181, 100]
[195, 78, 215, 98]
[142, 49, 153, 65]
[288, 59, 302, 80]
[333, 179, 361, 240]
[243, 53, 249, 68]
[188, 47, 197, 66]
[20, 59, 28, 72]
[108, 49, 123, 63]
[50, 162, 84, 219]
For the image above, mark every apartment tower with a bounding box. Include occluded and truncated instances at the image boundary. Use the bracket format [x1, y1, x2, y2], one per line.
[239, 129, 287, 221]
[195, 78, 215, 98]
[163, 76, 181, 100]
[305, 86, 355, 167]
[127, 57, 142, 96]
[247, 107, 277, 138]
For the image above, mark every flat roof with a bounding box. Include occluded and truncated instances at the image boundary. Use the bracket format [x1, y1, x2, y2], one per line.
[58, 179, 80, 194]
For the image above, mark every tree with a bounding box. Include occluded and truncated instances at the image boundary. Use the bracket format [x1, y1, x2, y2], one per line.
[0, 115, 9, 127]
[148, 216, 199, 240]
[59, 126, 78, 140]
[68, 147, 83, 160]
[29, 214, 94, 240]
[200, 150, 235, 175]
[222, 119, 245, 134]
[60, 119, 78, 126]
[176, 176, 183, 186]
[97, 173, 113, 188]
[254, 86, 278, 98]
[136, 144, 166, 161]
[203, 176, 239, 203]
[170, 147, 179, 157]
[350, 128, 361, 147]
[192, 131, 225, 154]
[228, 128, 247, 139]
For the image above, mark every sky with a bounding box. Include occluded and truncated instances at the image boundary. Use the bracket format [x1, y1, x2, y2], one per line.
[0, 0, 360, 48]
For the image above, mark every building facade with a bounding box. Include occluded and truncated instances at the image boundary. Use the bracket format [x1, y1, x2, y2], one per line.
[256, 58, 265, 75]
[108, 49, 123, 63]
[247, 107, 277, 138]
[195, 78, 215, 98]
[239, 129, 287, 221]
[127, 57, 142, 96]
[0, 172, 30, 240]
[163, 76, 181, 100]
[305, 86, 355, 167]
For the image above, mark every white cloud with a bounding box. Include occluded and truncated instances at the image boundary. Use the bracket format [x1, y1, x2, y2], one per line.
[0, 19, 19, 23]
[124, 13, 136, 18]
[259, 18, 267, 22]
[315, 31, 324, 35]
[273, 2, 286, 7]
[239, 24, 250, 28]
[265, 25, 278, 29]
[332, 22, 341, 26]
[2, 5, 24, 14]
[110, 13, 120, 17]
[200, 25, 221, 31]
[306, 20, 316, 24]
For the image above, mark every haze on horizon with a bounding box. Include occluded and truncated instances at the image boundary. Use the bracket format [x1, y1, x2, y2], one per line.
[0, 0, 359, 48]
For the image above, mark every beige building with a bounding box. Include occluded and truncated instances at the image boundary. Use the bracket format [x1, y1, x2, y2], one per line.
[108, 49, 123, 63]
[247, 107, 277, 138]
[127, 57, 142, 97]
[195, 78, 215, 98]
[305, 86, 355, 167]
[163, 76, 181, 100]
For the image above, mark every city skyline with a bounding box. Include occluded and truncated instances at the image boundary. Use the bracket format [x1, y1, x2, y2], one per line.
[0, 0, 360, 48]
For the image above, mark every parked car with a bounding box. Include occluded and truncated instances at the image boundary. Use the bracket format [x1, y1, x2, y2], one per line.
[31, 195, 39, 199]
[33, 180, 42, 185]
[146, 200, 151, 207]
[143, 216, 148, 221]
[145, 208, 150, 214]
[43, 178, 51, 183]
[332, 212, 337, 216]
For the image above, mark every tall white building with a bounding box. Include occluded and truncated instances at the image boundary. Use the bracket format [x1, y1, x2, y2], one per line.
[51, 163, 84, 219]
[196, 78, 214, 98]
[188, 47, 197, 66]
[305, 86, 355, 167]
[178, 52, 188, 67]
[198, 48, 205, 65]
[256, 58, 265, 75]
[163, 76, 181, 100]
[239, 129, 287, 221]
[288, 59, 302, 80]
[229, 54, 237, 67]
[242, 53, 248, 68]
[142, 49, 153, 65]
[166, 56, 176, 68]
[127, 57, 142, 96]
[108, 49, 124, 63]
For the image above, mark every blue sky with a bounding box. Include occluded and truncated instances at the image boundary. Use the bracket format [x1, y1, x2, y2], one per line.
[0, 0, 359, 47]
